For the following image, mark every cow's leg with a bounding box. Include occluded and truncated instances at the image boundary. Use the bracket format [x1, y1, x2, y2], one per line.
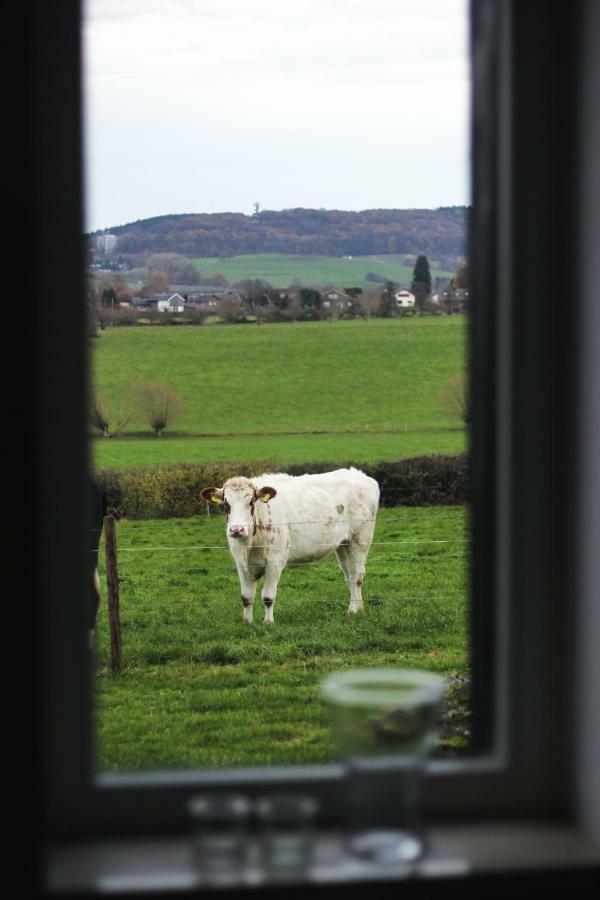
[336, 544, 368, 614]
[261, 563, 284, 624]
[89, 565, 101, 646]
[237, 563, 257, 624]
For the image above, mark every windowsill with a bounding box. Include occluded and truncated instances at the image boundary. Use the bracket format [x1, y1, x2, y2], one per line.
[45, 822, 600, 894]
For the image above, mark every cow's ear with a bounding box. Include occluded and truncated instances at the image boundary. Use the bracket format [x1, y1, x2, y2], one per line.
[200, 486, 224, 504]
[256, 486, 277, 503]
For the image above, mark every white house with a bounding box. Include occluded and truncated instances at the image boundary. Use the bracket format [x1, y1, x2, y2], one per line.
[394, 289, 416, 309]
[157, 293, 185, 313]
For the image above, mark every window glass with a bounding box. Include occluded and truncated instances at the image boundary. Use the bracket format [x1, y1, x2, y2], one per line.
[83, 0, 472, 775]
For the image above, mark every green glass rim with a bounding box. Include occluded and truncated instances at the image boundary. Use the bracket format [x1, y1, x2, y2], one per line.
[320, 667, 447, 708]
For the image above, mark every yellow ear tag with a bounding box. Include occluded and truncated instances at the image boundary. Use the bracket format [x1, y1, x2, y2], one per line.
[262, 494, 270, 503]
[211, 494, 222, 504]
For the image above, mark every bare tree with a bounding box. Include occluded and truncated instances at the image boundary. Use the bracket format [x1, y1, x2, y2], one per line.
[130, 381, 184, 436]
[139, 269, 170, 297]
[90, 389, 130, 437]
[438, 373, 470, 425]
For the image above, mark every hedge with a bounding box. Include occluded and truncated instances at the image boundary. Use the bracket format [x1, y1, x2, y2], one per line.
[96, 454, 469, 520]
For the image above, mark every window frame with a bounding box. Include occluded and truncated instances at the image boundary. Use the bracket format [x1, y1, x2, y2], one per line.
[35, 0, 590, 846]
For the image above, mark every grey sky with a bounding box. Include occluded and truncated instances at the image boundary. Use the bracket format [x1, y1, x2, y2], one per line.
[83, 0, 470, 233]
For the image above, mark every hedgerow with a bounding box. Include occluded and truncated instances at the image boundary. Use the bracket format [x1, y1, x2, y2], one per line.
[96, 453, 469, 519]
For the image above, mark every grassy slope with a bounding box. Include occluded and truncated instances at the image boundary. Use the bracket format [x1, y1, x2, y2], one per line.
[94, 506, 468, 771]
[184, 253, 454, 289]
[91, 317, 467, 470]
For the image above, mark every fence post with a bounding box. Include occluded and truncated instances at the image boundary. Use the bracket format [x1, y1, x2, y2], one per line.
[103, 515, 123, 671]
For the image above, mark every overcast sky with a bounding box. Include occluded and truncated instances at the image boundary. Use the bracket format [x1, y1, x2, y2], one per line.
[82, 0, 470, 233]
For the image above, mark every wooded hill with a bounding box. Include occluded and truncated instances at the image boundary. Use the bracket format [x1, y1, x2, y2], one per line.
[91, 207, 468, 267]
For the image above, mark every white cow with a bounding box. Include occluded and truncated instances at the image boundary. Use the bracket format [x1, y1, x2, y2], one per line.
[201, 467, 380, 624]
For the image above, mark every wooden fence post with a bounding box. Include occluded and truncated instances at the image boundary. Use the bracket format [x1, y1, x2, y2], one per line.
[103, 515, 123, 671]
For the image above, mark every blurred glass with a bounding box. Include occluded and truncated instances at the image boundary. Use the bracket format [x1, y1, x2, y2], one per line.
[321, 667, 446, 864]
[188, 793, 251, 885]
[256, 793, 319, 881]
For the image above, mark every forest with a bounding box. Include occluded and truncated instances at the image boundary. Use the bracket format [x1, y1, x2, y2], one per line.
[90, 206, 468, 268]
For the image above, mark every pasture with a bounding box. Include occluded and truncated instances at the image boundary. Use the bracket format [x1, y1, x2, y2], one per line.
[94, 505, 469, 772]
[184, 252, 455, 290]
[90, 317, 467, 470]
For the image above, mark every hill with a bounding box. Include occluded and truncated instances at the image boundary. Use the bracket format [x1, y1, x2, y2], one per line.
[90, 207, 468, 269]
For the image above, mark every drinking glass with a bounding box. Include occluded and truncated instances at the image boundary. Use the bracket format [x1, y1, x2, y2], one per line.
[188, 793, 251, 885]
[321, 667, 446, 865]
[256, 793, 319, 881]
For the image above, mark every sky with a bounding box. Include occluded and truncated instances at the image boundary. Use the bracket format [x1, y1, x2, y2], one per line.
[82, 0, 470, 233]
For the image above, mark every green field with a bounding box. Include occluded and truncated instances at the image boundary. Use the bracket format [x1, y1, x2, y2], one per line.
[179, 253, 454, 290]
[91, 317, 467, 471]
[94, 506, 469, 771]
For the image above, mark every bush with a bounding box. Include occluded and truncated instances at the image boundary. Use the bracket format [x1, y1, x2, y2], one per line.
[96, 454, 469, 519]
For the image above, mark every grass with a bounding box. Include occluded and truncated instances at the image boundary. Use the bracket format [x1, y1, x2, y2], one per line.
[91, 316, 467, 470]
[93, 505, 469, 772]
[124, 253, 455, 291]
[92, 431, 466, 469]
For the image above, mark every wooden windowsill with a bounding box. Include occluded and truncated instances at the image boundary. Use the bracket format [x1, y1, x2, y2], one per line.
[45, 822, 600, 894]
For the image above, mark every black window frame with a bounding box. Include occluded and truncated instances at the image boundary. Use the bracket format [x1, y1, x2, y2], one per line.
[29, 0, 599, 866]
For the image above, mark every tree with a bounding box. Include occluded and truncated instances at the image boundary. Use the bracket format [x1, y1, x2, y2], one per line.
[130, 381, 184, 436]
[85, 279, 102, 336]
[378, 280, 396, 317]
[217, 297, 244, 324]
[140, 269, 170, 297]
[452, 262, 470, 289]
[357, 289, 380, 319]
[438, 373, 470, 425]
[89, 389, 130, 437]
[411, 254, 432, 313]
[113, 275, 134, 305]
[299, 288, 321, 310]
[175, 263, 201, 284]
[234, 279, 271, 309]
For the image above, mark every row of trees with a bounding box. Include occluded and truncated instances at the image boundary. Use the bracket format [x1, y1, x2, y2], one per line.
[91, 382, 184, 437]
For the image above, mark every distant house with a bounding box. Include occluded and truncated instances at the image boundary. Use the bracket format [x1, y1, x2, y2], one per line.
[184, 288, 242, 309]
[157, 293, 185, 312]
[321, 288, 354, 310]
[394, 289, 416, 309]
[265, 288, 300, 306]
[434, 276, 452, 292]
[439, 287, 469, 314]
[132, 292, 185, 312]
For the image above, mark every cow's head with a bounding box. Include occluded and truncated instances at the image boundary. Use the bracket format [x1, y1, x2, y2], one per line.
[200, 478, 277, 539]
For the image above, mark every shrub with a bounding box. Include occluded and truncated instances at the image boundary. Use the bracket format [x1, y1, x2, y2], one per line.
[96, 454, 469, 519]
[130, 381, 184, 436]
[89, 389, 130, 437]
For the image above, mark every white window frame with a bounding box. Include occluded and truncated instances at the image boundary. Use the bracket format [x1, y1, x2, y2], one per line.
[32, 0, 600, 884]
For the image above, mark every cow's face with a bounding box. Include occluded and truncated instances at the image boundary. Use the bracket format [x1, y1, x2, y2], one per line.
[200, 478, 277, 539]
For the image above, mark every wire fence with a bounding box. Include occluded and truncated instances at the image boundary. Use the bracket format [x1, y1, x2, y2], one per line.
[112, 551, 468, 576]
[96, 512, 469, 663]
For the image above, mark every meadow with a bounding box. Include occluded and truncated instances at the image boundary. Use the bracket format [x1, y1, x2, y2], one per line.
[123, 253, 455, 291]
[91, 314, 470, 772]
[91, 316, 467, 471]
[94, 506, 469, 772]
[187, 253, 455, 289]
